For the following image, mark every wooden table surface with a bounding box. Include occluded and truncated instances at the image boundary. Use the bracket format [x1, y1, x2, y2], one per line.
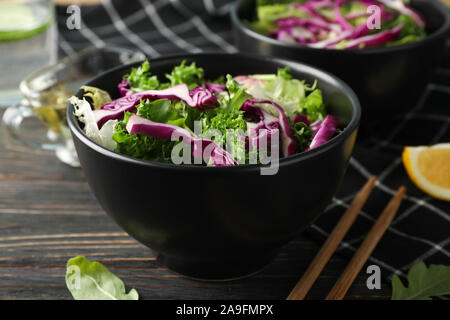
[0, 109, 391, 300]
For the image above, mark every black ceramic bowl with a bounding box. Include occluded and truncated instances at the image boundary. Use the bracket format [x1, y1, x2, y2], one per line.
[232, 0, 450, 130]
[67, 53, 360, 280]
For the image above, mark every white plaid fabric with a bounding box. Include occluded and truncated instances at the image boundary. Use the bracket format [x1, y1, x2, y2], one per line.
[57, 0, 236, 56]
[57, 0, 450, 289]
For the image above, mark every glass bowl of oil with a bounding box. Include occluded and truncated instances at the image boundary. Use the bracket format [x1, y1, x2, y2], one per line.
[2, 46, 145, 167]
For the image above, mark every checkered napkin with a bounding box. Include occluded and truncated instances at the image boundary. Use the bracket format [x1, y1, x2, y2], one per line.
[57, 0, 450, 285]
[56, 0, 237, 57]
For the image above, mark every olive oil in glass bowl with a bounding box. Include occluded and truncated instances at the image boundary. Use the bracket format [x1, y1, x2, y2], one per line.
[2, 47, 146, 167]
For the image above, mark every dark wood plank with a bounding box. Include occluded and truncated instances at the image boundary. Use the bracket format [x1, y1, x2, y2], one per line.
[0, 109, 391, 300]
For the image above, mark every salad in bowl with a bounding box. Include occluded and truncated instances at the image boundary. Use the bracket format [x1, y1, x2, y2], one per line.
[66, 53, 360, 280]
[70, 60, 341, 167]
[232, 0, 450, 129]
[248, 0, 427, 49]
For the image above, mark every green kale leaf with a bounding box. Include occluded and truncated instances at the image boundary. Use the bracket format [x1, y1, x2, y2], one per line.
[291, 121, 313, 152]
[125, 60, 160, 92]
[112, 112, 178, 162]
[199, 75, 249, 145]
[165, 60, 205, 89]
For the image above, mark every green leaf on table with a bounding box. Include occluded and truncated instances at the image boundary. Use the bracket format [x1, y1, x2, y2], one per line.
[65, 256, 139, 300]
[391, 262, 450, 300]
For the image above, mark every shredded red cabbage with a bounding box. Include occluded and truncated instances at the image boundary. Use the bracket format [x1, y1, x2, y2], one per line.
[203, 83, 226, 93]
[126, 115, 237, 166]
[293, 114, 311, 126]
[310, 119, 323, 136]
[309, 115, 339, 149]
[242, 100, 280, 150]
[333, 0, 354, 31]
[233, 75, 267, 89]
[277, 17, 340, 32]
[242, 99, 299, 157]
[262, 0, 426, 49]
[118, 78, 133, 96]
[94, 84, 218, 127]
[339, 23, 403, 49]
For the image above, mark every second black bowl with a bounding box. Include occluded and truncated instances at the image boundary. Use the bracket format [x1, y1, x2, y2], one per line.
[232, 0, 450, 130]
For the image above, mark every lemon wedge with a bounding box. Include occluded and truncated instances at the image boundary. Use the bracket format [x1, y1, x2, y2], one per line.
[402, 143, 450, 201]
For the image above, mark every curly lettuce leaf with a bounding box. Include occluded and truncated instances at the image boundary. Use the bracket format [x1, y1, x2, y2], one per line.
[298, 89, 326, 122]
[65, 256, 138, 300]
[391, 262, 450, 300]
[165, 60, 205, 89]
[291, 121, 313, 152]
[112, 112, 178, 162]
[125, 60, 160, 92]
[223, 74, 252, 112]
[199, 75, 249, 146]
[201, 107, 247, 146]
[125, 60, 205, 92]
[277, 66, 293, 80]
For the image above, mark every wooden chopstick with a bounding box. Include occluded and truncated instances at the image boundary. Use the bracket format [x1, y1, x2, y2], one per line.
[325, 186, 407, 300]
[287, 175, 377, 300]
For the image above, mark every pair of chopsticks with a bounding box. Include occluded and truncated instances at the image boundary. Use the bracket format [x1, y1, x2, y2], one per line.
[287, 176, 406, 300]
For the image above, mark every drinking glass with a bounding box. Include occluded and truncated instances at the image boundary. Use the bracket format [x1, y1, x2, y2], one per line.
[0, 0, 57, 106]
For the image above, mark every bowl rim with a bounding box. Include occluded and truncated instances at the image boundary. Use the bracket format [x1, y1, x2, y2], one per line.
[67, 52, 361, 172]
[230, 0, 450, 55]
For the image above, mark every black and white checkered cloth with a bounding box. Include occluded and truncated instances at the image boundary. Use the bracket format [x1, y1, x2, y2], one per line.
[57, 0, 237, 56]
[57, 0, 450, 287]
